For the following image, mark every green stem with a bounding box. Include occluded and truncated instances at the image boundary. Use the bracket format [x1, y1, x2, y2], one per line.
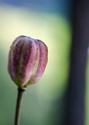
[14, 87, 25, 125]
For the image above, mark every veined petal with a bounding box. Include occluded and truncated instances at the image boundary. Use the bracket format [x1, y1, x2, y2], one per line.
[8, 36, 48, 88]
[18, 38, 37, 87]
[8, 39, 24, 82]
[26, 39, 48, 85]
[34, 40, 48, 82]
[26, 40, 40, 86]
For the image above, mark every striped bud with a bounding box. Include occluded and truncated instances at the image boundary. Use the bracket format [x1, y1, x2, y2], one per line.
[8, 35, 48, 88]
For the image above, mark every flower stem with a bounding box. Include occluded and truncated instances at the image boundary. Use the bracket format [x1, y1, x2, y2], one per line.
[14, 87, 25, 125]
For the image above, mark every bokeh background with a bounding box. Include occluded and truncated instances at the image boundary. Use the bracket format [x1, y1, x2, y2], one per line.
[0, 0, 89, 125]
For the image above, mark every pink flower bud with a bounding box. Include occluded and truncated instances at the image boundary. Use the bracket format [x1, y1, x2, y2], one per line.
[8, 35, 48, 88]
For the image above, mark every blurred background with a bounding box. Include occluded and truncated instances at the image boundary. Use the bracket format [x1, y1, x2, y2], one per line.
[0, 0, 89, 125]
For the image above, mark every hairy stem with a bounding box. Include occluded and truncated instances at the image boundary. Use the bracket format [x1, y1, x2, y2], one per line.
[14, 87, 25, 125]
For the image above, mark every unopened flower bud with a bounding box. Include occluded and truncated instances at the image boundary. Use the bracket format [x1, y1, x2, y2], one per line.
[8, 35, 48, 88]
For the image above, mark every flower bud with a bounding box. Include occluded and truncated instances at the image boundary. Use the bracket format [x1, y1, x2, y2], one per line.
[8, 35, 48, 88]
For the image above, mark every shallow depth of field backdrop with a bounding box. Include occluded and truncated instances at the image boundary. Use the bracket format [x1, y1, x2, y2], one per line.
[0, 0, 89, 125]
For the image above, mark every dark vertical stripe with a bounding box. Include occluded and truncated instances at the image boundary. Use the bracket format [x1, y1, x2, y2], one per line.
[65, 0, 89, 125]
